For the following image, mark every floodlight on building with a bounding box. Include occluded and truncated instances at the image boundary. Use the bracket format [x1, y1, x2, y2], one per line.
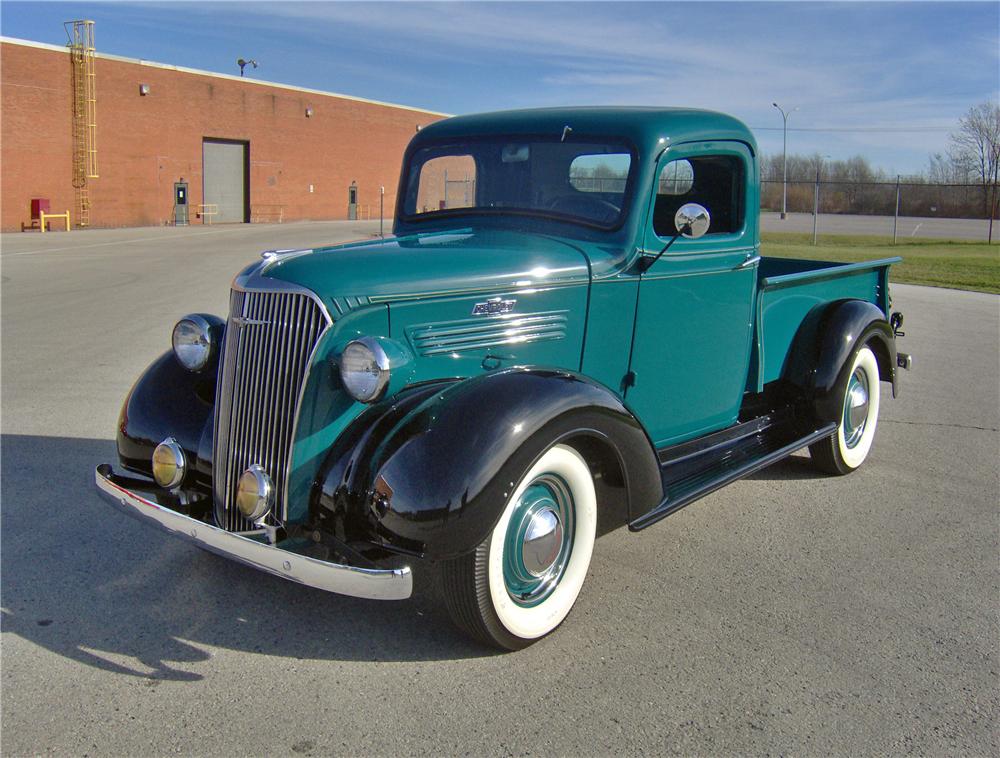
[237, 58, 258, 77]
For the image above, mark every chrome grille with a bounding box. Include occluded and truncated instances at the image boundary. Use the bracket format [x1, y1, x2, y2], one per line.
[213, 287, 330, 532]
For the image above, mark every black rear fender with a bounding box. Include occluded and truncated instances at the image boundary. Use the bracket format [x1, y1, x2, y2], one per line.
[785, 299, 898, 422]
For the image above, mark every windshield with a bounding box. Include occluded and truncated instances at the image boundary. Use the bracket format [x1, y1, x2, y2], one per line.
[401, 138, 635, 229]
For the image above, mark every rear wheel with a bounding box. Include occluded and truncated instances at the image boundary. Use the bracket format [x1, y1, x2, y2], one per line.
[441, 443, 597, 650]
[809, 345, 881, 475]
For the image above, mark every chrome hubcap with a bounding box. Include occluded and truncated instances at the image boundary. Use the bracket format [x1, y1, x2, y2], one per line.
[522, 507, 563, 577]
[503, 475, 575, 607]
[843, 368, 870, 448]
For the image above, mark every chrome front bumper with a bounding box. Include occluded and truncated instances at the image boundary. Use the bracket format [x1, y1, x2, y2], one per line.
[95, 464, 412, 600]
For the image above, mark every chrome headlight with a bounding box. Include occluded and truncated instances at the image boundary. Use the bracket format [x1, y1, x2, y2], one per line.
[172, 314, 215, 371]
[339, 337, 391, 403]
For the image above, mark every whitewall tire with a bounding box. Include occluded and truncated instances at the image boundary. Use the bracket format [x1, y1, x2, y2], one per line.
[810, 345, 881, 475]
[441, 443, 597, 650]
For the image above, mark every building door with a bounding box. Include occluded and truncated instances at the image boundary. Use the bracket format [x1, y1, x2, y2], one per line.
[203, 139, 249, 223]
[348, 182, 358, 220]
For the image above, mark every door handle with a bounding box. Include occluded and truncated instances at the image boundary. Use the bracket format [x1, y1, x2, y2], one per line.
[734, 255, 761, 270]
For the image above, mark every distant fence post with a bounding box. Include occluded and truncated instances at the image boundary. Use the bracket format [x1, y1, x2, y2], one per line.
[812, 171, 820, 245]
[990, 177, 997, 244]
[379, 185, 385, 239]
[892, 175, 900, 245]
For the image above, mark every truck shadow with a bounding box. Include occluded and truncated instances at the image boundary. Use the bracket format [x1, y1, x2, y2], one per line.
[0, 434, 492, 681]
[745, 453, 819, 481]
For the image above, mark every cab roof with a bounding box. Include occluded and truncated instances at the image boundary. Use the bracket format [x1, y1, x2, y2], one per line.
[415, 106, 756, 155]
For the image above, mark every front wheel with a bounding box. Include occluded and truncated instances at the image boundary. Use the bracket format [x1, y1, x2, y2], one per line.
[809, 345, 881, 475]
[441, 443, 597, 650]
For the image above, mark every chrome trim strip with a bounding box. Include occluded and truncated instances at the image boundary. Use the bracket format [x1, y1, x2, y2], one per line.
[95, 465, 412, 601]
[283, 298, 330, 522]
[233, 260, 333, 323]
[409, 312, 568, 356]
[415, 312, 567, 340]
[418, 332, 566, 356]
[366, 279, 585, 304]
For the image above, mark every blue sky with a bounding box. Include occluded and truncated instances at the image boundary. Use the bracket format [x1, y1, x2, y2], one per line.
[3, 1, 997, 175]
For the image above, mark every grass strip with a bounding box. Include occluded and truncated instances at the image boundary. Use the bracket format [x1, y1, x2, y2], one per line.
[761, 232, 999, 294]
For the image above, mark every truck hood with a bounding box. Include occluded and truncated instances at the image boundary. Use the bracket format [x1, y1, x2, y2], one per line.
[260, 228, 590, 312]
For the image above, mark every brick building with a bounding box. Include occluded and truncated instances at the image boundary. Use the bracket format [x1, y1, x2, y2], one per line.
[1, 37, 446, 231]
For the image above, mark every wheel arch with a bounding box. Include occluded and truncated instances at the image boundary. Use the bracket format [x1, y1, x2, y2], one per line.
[557, 431, 633, 537]
[785, 298, 898, 423]
[315, 367, 663, 560]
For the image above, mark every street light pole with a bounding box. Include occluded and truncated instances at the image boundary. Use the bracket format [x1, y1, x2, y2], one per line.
[772, 102, 797, 220]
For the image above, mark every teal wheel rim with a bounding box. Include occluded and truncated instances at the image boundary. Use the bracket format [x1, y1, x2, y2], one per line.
[502, 474, 575, 607]
[843, 367, 870, 449]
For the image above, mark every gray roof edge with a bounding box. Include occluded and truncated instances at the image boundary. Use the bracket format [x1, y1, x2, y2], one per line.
[0, 35, 450, 118]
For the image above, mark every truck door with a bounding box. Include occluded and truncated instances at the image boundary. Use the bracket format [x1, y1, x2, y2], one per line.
[626, 141, 758, 447]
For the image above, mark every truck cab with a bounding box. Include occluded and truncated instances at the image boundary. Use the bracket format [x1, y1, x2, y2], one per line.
[97, 107, 909, 650]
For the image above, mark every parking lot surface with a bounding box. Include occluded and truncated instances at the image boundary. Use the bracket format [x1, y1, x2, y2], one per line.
[2, 222, 997, 756]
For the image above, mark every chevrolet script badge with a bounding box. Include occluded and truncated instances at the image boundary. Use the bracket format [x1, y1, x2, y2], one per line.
[472, 297, 516, 316]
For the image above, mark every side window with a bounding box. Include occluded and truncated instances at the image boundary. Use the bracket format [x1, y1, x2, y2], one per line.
[653, 155, 745, 237]
[414, 155, 477, 214]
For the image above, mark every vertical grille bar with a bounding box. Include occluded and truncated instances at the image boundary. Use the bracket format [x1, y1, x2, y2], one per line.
[213, 287, 330, 532]
[212, 289, 244, 510]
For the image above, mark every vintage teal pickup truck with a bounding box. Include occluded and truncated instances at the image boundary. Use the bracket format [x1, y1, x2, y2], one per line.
[96, 107, 910, 649]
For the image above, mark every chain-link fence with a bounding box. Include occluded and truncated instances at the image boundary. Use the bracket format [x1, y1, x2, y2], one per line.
[761, 179, 992, 219]
[761, 179, 998, 242]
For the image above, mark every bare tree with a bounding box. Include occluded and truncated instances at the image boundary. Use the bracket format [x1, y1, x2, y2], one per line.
[949, 100, 1000, 240]
[927, 152, 964, 184]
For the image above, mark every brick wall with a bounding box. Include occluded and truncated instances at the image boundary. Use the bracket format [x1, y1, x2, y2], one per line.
[1, 39, 445, 231]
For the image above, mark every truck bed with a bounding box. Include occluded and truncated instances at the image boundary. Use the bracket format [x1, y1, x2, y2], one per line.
[749, 256, 901, 391]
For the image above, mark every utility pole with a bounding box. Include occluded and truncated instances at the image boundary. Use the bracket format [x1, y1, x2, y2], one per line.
[772, 102, 797, 220]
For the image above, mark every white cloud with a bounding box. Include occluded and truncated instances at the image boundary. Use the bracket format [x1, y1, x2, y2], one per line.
[131, 1, 999, 173]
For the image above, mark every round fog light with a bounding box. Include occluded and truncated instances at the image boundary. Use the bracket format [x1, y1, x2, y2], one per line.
[152, 437, 186, 490]
[236, 464, 273, 522]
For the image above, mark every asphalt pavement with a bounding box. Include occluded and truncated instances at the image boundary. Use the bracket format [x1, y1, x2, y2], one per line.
[2, 222, 997, 756]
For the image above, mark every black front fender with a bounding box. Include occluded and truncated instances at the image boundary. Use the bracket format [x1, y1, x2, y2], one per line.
[316, 368, 663, 560]
[117, 351, 216, 487]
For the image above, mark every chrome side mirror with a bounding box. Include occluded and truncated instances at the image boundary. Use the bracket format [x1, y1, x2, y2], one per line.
[675, 203, 710, 238]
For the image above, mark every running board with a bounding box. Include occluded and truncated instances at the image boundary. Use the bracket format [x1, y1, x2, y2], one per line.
[629, 419, 837, 531]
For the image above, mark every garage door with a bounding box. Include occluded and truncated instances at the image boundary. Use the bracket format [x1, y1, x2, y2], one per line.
[203, 140, 248, 223]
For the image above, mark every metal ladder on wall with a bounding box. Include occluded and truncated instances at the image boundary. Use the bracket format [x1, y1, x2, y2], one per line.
[65, 20, 98, 228]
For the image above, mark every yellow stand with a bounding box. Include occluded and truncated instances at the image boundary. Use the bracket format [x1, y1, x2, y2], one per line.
[196, 204, 219, 225]
[40, 210, 71, 232]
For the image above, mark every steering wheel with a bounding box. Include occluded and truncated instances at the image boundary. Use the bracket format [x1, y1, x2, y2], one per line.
[547, 194, 621, 224]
